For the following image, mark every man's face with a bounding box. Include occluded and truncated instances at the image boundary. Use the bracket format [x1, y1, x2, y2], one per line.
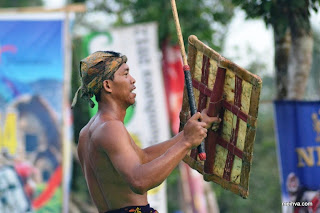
[109, 63, 136, 107]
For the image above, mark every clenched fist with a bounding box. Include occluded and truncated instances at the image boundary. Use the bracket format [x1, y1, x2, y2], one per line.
[183, 112, 208, 148]
[200, 109, 221, 131]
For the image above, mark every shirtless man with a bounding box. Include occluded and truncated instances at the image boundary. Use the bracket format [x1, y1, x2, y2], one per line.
[72, 51, 220, 213]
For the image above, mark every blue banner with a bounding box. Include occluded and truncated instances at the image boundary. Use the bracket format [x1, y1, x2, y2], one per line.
[0, 17, 64, 212]
[274, 101, 320, 212]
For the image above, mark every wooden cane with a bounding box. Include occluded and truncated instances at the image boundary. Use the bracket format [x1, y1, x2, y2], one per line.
[170, 0, 206, 161]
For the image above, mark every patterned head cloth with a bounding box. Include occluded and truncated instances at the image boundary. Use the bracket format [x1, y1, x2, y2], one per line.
[71, 51, 127, 108]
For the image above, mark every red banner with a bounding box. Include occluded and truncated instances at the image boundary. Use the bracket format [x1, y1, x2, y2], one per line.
[162, 43, 184, 134]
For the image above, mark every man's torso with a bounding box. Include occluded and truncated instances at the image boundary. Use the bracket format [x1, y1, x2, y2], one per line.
[77, 114, 148, 212]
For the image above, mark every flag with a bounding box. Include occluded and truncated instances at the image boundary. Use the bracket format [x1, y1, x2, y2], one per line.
[0, 14, 72, 212]
[162, 42, 184, 134]
[274, 101, 320, 213]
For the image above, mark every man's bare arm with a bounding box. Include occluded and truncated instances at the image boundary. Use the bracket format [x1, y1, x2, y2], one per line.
[94, 113, 207, 195]
[140, 132, 183, 163]
[140, 109, 221, 163]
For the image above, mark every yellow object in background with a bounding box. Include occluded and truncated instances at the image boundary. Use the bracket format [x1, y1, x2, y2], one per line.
[0, 112, 18, 155]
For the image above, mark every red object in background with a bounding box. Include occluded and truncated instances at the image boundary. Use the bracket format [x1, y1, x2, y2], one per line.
[15, 162, 36, 199]
[15, 162, 62, 209]
[0, 44, 17, 63]
[162, 42, 185, 134]
[15, 162, 34, 180]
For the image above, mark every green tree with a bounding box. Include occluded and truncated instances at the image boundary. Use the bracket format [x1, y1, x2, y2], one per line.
[0, 0, 43, 7]
[69, 38, 96, 212]
[306, 28, 320, 99]
[73, 0, 234, 51]
[232, 0, 320, 100]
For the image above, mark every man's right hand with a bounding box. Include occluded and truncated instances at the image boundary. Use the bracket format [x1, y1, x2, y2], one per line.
[183, 112, 208, 148]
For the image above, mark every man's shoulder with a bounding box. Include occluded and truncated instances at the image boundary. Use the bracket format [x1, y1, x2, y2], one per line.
[100, 120, 126, 132]
[93, 120, 129, 143]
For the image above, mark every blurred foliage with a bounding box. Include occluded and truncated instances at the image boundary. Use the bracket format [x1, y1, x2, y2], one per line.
[72, 0, 235, 51]
[231, 0, 320, 36]
[0, 0, 43, 7]
[306, 28, 320, 99]
[70, 38, 93, 208]
[167, 167, 182, 213]
[232, 0, 320, 99]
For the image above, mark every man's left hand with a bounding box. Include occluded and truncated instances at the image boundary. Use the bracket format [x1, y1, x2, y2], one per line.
[200, 109, 221, 131]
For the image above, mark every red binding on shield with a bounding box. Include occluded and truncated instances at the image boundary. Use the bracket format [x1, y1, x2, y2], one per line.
[189, 53, 249, 183]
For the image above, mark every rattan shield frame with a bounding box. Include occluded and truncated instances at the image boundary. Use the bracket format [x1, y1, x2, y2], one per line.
[180, 35, 262, 198]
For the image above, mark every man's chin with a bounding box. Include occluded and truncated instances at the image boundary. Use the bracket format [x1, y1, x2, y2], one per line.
[127, 99, 136, 107]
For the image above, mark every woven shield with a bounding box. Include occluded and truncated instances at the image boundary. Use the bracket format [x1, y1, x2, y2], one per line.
[180, 35, 262, 198]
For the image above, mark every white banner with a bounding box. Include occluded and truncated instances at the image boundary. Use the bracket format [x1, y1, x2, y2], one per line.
[86, 22, 170, 213]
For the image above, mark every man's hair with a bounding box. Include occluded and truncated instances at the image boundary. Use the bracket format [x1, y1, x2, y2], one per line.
[71, 51, 127, 108]
[95, 73, 115, 102]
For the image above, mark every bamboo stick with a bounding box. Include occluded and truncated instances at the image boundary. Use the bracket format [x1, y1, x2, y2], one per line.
[0, 3, 86, 14]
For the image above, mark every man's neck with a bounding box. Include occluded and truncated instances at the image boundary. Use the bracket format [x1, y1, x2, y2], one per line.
[97, 101, 127, 122]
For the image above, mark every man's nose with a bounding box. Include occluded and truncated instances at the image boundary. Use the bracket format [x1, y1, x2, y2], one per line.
[131, 75, 136, 84]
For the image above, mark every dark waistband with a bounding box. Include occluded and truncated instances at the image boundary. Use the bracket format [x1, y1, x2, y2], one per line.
[105, 204, 158, 213]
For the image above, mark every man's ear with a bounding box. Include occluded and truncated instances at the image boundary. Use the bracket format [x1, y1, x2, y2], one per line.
[103, 80, 112, 93]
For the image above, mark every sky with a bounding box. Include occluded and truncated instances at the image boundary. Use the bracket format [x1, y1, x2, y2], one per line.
[43, 0, 66, 8]
[223, 9, 274, 74]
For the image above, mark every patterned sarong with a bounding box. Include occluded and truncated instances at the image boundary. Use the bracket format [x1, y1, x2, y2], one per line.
[105, 204, 158, 213]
